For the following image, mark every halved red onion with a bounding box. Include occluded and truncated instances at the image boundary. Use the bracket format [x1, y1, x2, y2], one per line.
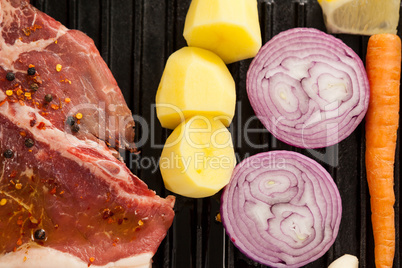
[220, 151, 342, 268]
[247, 28, 369, 148]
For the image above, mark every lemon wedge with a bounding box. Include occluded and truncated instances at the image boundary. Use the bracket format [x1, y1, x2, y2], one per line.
[318, 0, 400, 35]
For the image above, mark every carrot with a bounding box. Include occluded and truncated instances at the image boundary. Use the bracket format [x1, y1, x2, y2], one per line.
[365, 33, 401, 268]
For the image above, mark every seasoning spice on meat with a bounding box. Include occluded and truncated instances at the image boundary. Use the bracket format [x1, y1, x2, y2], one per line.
[6, 72, 15, 81]
[33, 229, 46, 240]
[44, 94, 53, 103]
[24, 138, 35, 148]
[3, 149, 14, 158]
[37, 122, 46, 130]
[71, 124, 80, 133]
[30, 83, 39, 91]
[0, 199, 7, 206]
[65, 116, 75, 126]
[27, 67, 36, 75]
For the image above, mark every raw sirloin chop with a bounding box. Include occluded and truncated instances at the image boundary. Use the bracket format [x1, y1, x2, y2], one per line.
[0, 0, 175, 267]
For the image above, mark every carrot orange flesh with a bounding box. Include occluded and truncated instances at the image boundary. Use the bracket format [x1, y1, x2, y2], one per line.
[365, 33, 401, 268]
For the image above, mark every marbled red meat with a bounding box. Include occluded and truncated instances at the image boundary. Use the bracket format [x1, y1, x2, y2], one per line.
[0, 0, 175, 267]
[0, 0, 135, 151]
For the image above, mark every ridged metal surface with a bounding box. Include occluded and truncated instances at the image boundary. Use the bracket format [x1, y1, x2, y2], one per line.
[30, 0, 401, 267]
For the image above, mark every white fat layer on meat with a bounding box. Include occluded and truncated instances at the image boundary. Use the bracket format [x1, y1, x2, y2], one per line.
[0, 0, 68, 71]
[0, 101, 149, 201]
[0, 244, 152, 268]
[0, 89, 5, 101]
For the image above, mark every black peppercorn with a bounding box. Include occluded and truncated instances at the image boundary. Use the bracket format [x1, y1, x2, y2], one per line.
[25, 138, 35, 148]
[66, 116, 75, 126]
[71, 124, 80, 133]
[3, 149, 14, 158]
[34, 229, 46, 240]
[44, 94, 53, 103]
[6, 72, 15, 81]
[30, 83, 39, 91]
[27, 67, 36, 75]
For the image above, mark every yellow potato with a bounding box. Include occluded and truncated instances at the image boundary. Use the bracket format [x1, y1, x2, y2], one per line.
[160, 115, 235, 198]
[156, 47, 236, 129]
[183, 0, 261, 64]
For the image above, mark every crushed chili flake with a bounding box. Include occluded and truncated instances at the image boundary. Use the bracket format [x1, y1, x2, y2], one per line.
[37, 122, 46, 130]
[23, 256, 27, 262]
[49, 187, 57, 195]
[88, 257, 95, 267]
[34, 76, 43, 84]
[16, 238, 22, 246]
[15, 183, 22, 190]
[20, 131, 26, 137]
[50, 104, 59, 110]
[0, 199, 7, 206]
[22, 24, 42, 37]
[61, 78, 72, 84]
[17, 218, 23, 226]
[55, 40, 58, 44]
[59, 190, 65, 195]
[0, 99, 6, 107]
[28, 64, 35, 68]
[6, 90, 13, 96]
[19, 100, 25, 106]
[138, 220, 144, 226]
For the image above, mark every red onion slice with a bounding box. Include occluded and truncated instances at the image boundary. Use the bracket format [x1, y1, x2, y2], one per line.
[220, 151, 342, 268]
[247, 28, 369, 148]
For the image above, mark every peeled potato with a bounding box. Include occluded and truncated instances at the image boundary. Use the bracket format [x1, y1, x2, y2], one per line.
[160, 115, 235, 198]
[156, 47, 236, 129]
[183, 0, 261, 64]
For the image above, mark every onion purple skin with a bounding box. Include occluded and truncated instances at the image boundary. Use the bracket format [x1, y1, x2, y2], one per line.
[220, 151, 342, 268]
[246, 27, 369, 149]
